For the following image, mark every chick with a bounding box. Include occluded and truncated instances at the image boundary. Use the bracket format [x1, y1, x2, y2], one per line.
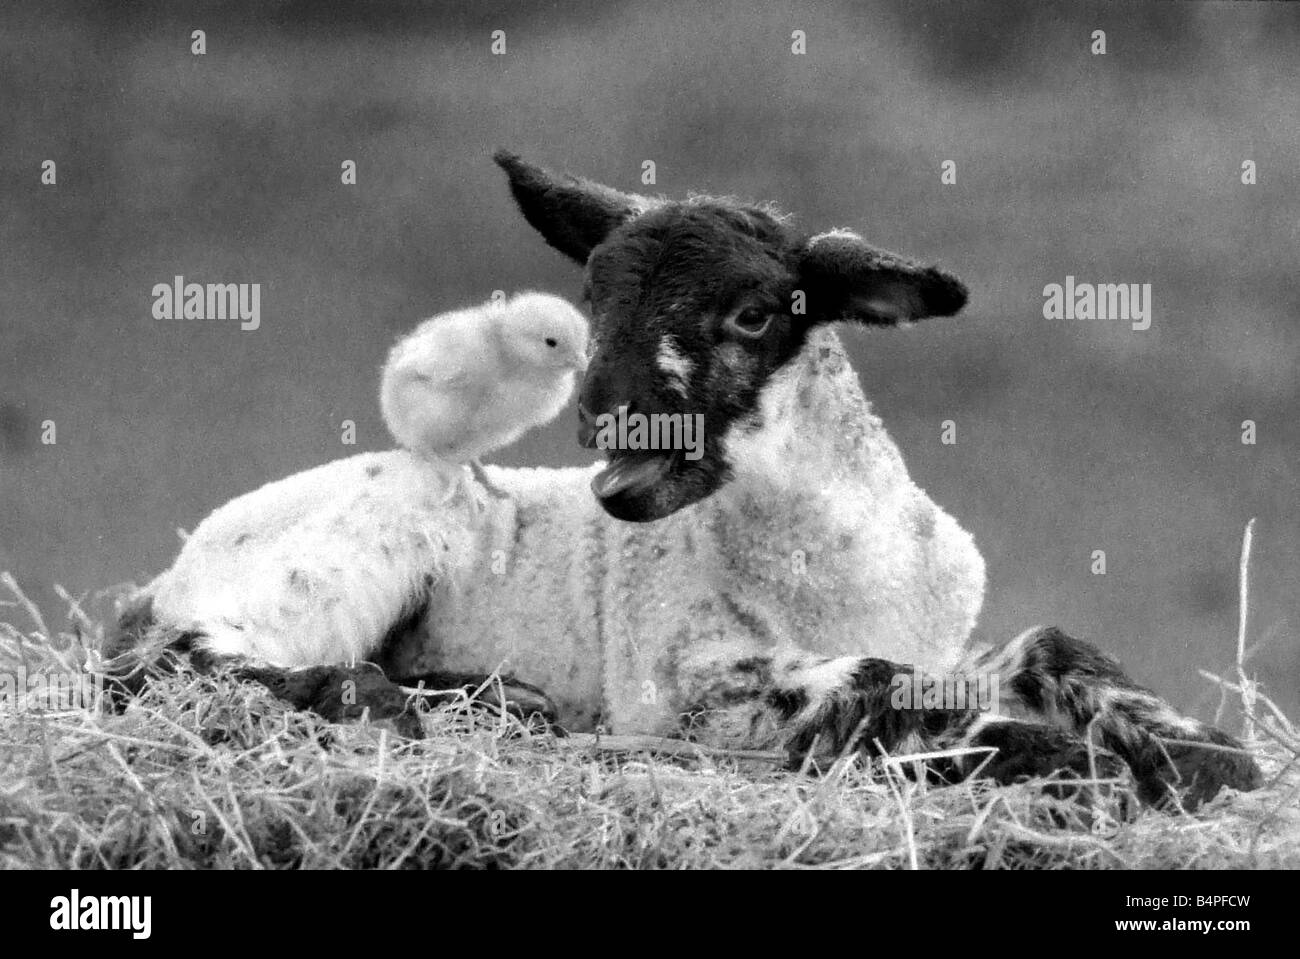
[380, 291, 589, 504]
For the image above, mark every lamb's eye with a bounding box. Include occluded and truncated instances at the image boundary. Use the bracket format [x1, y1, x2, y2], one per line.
[724, 306, 772, 339]
[545, 337, 558, 348]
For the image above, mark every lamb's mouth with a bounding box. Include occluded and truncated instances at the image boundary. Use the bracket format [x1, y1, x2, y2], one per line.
[591, 451, 678, 501]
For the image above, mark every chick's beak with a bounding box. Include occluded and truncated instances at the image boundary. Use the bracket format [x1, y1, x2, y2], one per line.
[572, 351, 589, 374]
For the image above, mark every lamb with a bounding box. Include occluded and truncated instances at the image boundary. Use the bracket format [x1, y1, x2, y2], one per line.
[105, 151, 1260, 810]
[380, 290, 588, 500]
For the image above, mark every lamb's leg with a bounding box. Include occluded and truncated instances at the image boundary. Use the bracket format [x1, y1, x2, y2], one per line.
[104, 614, 422, 737]
[199, 660, 558, 736]
[966, 626, 1263, 809]
[218, 659, 426, 738]
[676, 645, 956, 761]
[101, 591, 407, 726]
[675, 635, 1258, 809]
[928, 714, 1129, 802]
[102, 596, 556, 735]
[677, 649, 1076, 780]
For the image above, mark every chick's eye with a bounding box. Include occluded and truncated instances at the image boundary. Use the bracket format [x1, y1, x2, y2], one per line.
[545, 337, 558, 348]
[724, 306, 772, 339]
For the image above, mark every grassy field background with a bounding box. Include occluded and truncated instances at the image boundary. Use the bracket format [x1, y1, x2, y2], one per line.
[1, 0, 1297, 728]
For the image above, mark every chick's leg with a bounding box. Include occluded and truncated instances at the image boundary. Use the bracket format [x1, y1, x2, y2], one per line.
[469, 459, 512, 501]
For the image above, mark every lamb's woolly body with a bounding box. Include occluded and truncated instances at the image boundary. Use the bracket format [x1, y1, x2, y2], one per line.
[148, 327, 983, 734]
[150, 451, 476, 668]
[710, 332, 983, 667]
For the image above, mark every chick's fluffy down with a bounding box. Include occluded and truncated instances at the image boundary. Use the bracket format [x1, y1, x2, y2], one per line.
[380, 291, 589, 462]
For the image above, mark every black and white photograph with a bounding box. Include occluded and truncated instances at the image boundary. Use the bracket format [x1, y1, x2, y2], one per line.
[1, 0, 1297, 897]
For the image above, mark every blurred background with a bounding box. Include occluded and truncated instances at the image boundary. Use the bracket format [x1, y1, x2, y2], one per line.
[1, 0, 1296, 722]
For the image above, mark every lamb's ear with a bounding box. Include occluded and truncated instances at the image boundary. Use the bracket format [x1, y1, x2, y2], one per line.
[494, 150, 655, 264]
[796, 229, 968, 325]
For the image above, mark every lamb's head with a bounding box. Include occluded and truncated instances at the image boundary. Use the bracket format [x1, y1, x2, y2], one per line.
[495, 150, 969, 522]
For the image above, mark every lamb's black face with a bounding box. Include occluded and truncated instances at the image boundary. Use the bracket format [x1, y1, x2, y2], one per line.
[577, 202, 810, 521]
[494, 150, 969, 523]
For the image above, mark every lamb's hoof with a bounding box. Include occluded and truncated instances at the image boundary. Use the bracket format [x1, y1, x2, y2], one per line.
[399, 670, 562, 733]
[956, 720, 1130, 809]
[242, 663, 426, 740]
[486, 680, 563, 732]
[1137, 727, 1263, 811]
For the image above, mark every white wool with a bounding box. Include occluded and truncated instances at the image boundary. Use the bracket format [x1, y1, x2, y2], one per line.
[151, 451, 476, 668]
